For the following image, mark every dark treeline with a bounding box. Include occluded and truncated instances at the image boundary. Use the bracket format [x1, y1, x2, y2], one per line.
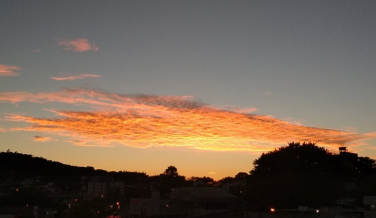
[0, 150, 243, 187]
[0, 150, 243, 212]
[2, 142, 376, 211]
[246, 142, 376, 209]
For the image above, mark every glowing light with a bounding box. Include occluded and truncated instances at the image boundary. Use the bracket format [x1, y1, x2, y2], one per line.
[270, 208, 275, 212]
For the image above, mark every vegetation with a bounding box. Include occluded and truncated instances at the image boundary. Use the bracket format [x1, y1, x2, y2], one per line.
[0, 150, 148, 183]
[1, 142, 376, 213]
[246, 142, 376, 209]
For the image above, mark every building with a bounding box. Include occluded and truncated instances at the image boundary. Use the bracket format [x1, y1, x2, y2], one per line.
[87, 177, 124, 197]
[363, 196, 376, 218]
[170, 187, 239, 217]
[129, 190, 160, 218]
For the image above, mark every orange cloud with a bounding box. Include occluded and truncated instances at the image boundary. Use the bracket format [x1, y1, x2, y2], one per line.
[33, 136, 52, 142]
[1, 88, 373, 152]
[0, 64, 21, 77]
[58, 38, 98, 52]
[67, 139, 112, 147]
[51, 74, 102, 81]
[0, 127, 6, 132]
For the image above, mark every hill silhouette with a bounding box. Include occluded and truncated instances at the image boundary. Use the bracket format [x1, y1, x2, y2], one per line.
[0, 150, 148, 183]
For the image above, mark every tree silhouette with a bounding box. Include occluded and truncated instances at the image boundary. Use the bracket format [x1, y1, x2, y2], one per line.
[251, 142, 333, 177]
[247, 142, 340, 208]
[164, 166, 178, 177]
[235, 172, 248, 180]
[187, 176, 215, 186]
[155, 166, 185, 195]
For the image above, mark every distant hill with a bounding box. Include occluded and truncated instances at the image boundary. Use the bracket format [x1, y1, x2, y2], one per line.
[0, 151, 149, 208]
[0, 150, 148, 182]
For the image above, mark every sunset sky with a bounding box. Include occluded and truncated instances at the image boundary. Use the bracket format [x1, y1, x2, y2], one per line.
[1, 1, 376, 180]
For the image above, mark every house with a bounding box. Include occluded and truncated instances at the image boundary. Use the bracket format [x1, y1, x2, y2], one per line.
[87, 177, 124, 198]
[129, 190, 160, 218]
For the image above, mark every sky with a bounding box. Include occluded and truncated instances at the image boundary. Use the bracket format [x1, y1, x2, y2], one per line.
[1, 0, 376, 180]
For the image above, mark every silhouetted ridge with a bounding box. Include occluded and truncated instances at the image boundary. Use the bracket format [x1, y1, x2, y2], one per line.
[0, 150, 147, 182]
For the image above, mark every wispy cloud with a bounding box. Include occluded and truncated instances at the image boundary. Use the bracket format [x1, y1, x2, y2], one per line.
[1, 88, 373, 152]
[51, 74, 102, 81]
[221, 106, 258, 114]
[68, 139, 90, 146]
[58, 38, 98, 52]
[33, 136, 52, 142]
[0, 64, 22, 77]
[0, 127, 6, 132]
[68, 139, 111, 147]
[33, 49, 42, 53]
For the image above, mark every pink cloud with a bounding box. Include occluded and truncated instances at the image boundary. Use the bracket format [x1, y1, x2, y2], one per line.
[0, 127, 6, 132]
[0, 64, 22, 77]
[58, 38, 99, 52]
[33, 49, 42, 53]
[51, 74, 102, 81]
